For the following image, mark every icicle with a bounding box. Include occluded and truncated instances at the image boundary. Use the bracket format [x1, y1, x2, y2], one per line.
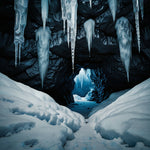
[60, 0, 78, 72]
[108, 0, 117, 21]
[14, 0, 29, 66]
[139, 0, 144, 20]
[70, 0, 78, 71]
[61, 0, 67, 32]
[115, 17, 132, 81]
[36, 27, 51, 88]
[132, 0, 141, 52]
[84, 19, 95, 57]
[67, 20, 70, 47]
[41, 0, 49, 29]
[89, 0, 92, 8]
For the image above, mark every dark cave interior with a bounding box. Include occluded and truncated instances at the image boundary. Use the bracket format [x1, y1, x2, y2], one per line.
[0, 0, 150, 105]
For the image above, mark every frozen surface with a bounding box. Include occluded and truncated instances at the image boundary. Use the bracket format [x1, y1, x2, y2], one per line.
[68, 95, 98, 118]
[108, 0, 117, 21]
[0, 73, 84, 150]
[84, 19, 95, 57]
[115, 17, 132, 81]
[0, 73, 150, 150]
[89, 78, 150, 148]
[89, 89, 129, 117]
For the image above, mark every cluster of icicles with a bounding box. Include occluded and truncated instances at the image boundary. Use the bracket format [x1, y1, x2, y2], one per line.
[14, 0, 144, 87]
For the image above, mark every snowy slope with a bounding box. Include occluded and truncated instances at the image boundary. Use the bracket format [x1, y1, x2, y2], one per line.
[89, 89, 129, 117]
[0, 73, 85, 150]
[0, 72, 150, 150]
[89, 78, 150, 148]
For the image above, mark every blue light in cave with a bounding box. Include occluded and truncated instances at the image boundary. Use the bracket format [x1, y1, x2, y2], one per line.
[73, 68, 94, 98]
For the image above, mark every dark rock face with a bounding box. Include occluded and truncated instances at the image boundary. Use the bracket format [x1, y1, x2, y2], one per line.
[0, 0, 150, 105]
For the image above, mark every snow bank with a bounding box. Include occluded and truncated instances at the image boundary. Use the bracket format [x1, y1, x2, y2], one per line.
[89, 78, 150, 147]
[89, 89, 129, 117]
[0, 73, 84, 150]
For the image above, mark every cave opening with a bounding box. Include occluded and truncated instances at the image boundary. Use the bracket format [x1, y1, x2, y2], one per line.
[68, 67, 109, 118]
[73, 68, 94, 100]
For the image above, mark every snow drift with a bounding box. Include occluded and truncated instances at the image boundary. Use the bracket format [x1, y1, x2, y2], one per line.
[0, 73, 84, 150]
[89, 78, 150, 147]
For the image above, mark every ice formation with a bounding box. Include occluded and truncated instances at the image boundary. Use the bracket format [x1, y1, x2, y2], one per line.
[108, 0, 117, 21]
[36, 27, 51, 88]
[89, 0, 92, 8]
[61, 0, 67, 32]
[84, 19, 95, 57]
[60, 0, 78, 71]
[140, 0, 144, 20]
[14, 0, 29, 66]
[115, 17, 132, 81]
[41, 0, 49, 28]
[132, 0, 141, 52]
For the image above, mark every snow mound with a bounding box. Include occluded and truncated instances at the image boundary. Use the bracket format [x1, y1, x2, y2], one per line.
[0, 73, 84, 150]
[89, 78, 150, 147]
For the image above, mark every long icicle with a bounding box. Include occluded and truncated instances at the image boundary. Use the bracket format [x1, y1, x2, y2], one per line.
[84, 19, 95, 57]
[139, 0, 144, 20]
[133, 0, 141, 52]
[14, 0, 29, 66]
[89, 0, 92, 8]
[115, 17, 132, 81]
[41, 0, 49, 29]
[108, 0, 117, 21]
[61, 0, 78, 72]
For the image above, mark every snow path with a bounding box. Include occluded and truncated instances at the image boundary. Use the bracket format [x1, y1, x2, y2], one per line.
[64, 124, 107, 150]
[0, 73, 150, 150]
[68, 97, 98, 118]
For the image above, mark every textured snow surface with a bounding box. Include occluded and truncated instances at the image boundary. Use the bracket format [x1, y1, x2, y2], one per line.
[89, 78, 150, 148]
[0, 73, 150, 150]
[0, 73, 84, 150]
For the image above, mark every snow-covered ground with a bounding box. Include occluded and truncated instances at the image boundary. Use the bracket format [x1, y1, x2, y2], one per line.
[0, 73, 85, 150]
[0, 73, 150, 150]
[89, 78, 150, 149]
[68, 95, 98, 118]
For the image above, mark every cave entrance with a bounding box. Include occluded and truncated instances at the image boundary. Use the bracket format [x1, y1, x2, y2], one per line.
[68, 68, 99, 118]
[73, 68, 94, 100]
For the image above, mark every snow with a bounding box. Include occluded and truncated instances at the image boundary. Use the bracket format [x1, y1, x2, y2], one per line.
[0, 73, 84, 150]
[68, 95, 98, 118]
[0, 72, 150, 150]
[115, 17, 132, 81]
[89, 78, 150, 148]
[89, 89, 129, 117]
